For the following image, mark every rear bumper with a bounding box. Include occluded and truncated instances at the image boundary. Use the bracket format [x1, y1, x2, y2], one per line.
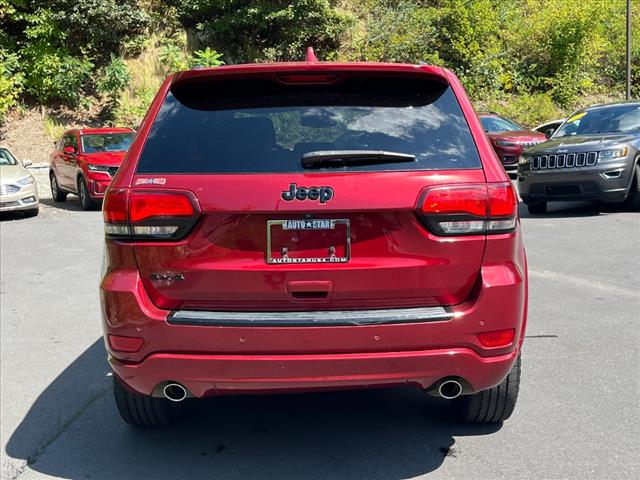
[111, 347, 518, 397]
[101, 255, 527, 397]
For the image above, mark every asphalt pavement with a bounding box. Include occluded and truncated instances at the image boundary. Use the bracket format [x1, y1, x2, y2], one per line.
[1, 175, 638, 479]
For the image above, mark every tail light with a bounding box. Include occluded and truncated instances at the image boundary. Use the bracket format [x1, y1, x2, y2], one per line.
[103, 189, 200, 240]
[418, 182, 517, 235]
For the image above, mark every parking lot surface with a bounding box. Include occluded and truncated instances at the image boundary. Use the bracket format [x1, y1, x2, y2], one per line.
[1, 174, 639, 479]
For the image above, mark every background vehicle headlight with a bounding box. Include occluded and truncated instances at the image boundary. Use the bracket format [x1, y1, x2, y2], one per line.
[518, 156, 531, 165]
[598, 148, 628, 160]
[16, 175, 35, 186]
[495, 140, 518, 147]
[88, 164, 110, 172]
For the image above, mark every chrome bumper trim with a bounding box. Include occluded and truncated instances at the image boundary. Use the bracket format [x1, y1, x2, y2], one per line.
[169, 306, 452, 327]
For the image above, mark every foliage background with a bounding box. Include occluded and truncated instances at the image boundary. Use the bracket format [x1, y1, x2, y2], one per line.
[1, 0, 638, 130]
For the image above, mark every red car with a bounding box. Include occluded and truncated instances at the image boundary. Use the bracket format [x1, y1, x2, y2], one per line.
[49, 128, 135, 210]
[101, 55, 528, 427]
[479, 113, 546, 173]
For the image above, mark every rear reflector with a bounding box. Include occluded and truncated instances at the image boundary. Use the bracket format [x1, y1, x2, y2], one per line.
[108, 334, 144, 352]
[103, 189, 199, 240]
[477, 329, 516, 348]
[418, 182, 517, 235]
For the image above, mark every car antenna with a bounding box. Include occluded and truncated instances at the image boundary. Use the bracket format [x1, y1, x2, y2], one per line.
[305, 47, 318, 63]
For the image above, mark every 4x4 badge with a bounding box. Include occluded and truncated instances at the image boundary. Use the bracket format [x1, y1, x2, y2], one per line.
[281, 183, 333, 204]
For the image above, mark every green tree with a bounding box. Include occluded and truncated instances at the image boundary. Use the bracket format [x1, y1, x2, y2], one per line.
[166, 0, 353, 62]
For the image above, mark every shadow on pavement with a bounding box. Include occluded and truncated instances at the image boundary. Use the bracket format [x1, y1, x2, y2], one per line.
[6, 339, 502, 480]
[39, 197, 88, 212]
[0, 210, 39, 222]
[517, 200, 635, 219]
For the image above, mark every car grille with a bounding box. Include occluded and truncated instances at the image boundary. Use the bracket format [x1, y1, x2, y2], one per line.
[521, 140, 545, 150]
[0, 184, 21, 195]
[107, 166, 119, 177]
[531, 151, 599, 170]
[0, 201, 20, 208]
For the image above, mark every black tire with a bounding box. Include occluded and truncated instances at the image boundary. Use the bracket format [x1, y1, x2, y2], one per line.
[625, 164, 640, 211]
[50, 173, 67, 202]
[526, 201, 547, 215]
[454, 355, 521, 423]
[112, 375, 178, 427]
[78, 176, 98, 211]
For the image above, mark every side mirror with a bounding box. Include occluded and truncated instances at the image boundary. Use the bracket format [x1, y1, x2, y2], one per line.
[63, 146, 76, 154]
[544, 128, 554, 139]
[22, 159, 33, 168]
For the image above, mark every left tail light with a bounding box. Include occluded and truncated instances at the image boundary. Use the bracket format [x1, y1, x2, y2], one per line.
[417, 182, 517, 236]
[103, 189, 200, 240]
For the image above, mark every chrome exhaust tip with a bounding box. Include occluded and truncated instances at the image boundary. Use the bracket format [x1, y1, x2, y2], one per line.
[163, 382, 187, 402]
[438, 380, 463, 400]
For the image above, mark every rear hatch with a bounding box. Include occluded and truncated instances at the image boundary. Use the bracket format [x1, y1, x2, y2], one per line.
[123, 72, 489, 311]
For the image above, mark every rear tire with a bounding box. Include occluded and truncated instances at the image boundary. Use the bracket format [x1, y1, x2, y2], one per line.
[50, 173, 67, 202]
[112, 375, 179, 427]
[526, 201, 547, 215]
[454, 355, 521, 423]
[625, 164, 640, 211]
[78, 176, 98, 211]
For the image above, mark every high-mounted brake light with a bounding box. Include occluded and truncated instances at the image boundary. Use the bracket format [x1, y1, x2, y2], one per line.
[418, 182, 517, 235]
[276, 73, 339, 84]
[103, 189, 200, 240]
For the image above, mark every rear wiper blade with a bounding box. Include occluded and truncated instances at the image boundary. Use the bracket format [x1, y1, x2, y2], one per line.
[301, 150, 416, 169]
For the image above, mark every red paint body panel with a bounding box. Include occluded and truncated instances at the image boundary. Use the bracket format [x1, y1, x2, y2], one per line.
[101, 62, 527, 398]
[478, 113, 546, 170]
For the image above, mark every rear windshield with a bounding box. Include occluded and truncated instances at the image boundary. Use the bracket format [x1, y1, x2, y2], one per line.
[137, 76, 481, 174]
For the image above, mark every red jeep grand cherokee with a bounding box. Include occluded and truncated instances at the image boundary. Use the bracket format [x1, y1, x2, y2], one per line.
[50, 128, 135, 210]
[101, 59, 528, 427]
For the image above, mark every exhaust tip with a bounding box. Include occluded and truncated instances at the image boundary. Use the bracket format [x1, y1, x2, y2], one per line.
[163, 382, 187, 402]
[438, 380, 463, 400]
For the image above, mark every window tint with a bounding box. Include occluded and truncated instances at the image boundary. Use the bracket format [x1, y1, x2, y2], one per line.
[555, 104, 640, 137]
[63, 134, 77, 150]
[0, 148, 17, 165]
[137, 76, 481, 174]
[480, 116, 522, 133]
[81, 133, 134, 153]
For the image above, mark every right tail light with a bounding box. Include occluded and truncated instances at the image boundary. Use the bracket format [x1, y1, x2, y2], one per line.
[103, 189, 200, 240]
[418, 182, 517, 235]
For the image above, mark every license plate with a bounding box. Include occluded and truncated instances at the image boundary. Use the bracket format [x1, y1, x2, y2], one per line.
[266, 219, 351, 264]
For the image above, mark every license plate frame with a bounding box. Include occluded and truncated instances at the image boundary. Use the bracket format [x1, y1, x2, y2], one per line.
[266, 219, 351, 264]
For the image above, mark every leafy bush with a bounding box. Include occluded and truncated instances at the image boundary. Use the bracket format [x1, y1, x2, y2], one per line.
[0, 50, 23, 123]
[97, 54, 131, 117]
[480, 92, 565, 128]
[47, 0, 149, 64]
[189, 47, 224, 68]
[22, 48, 94, 107]
[167, 0, 353, 62]
[158, 41, 189, 73]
